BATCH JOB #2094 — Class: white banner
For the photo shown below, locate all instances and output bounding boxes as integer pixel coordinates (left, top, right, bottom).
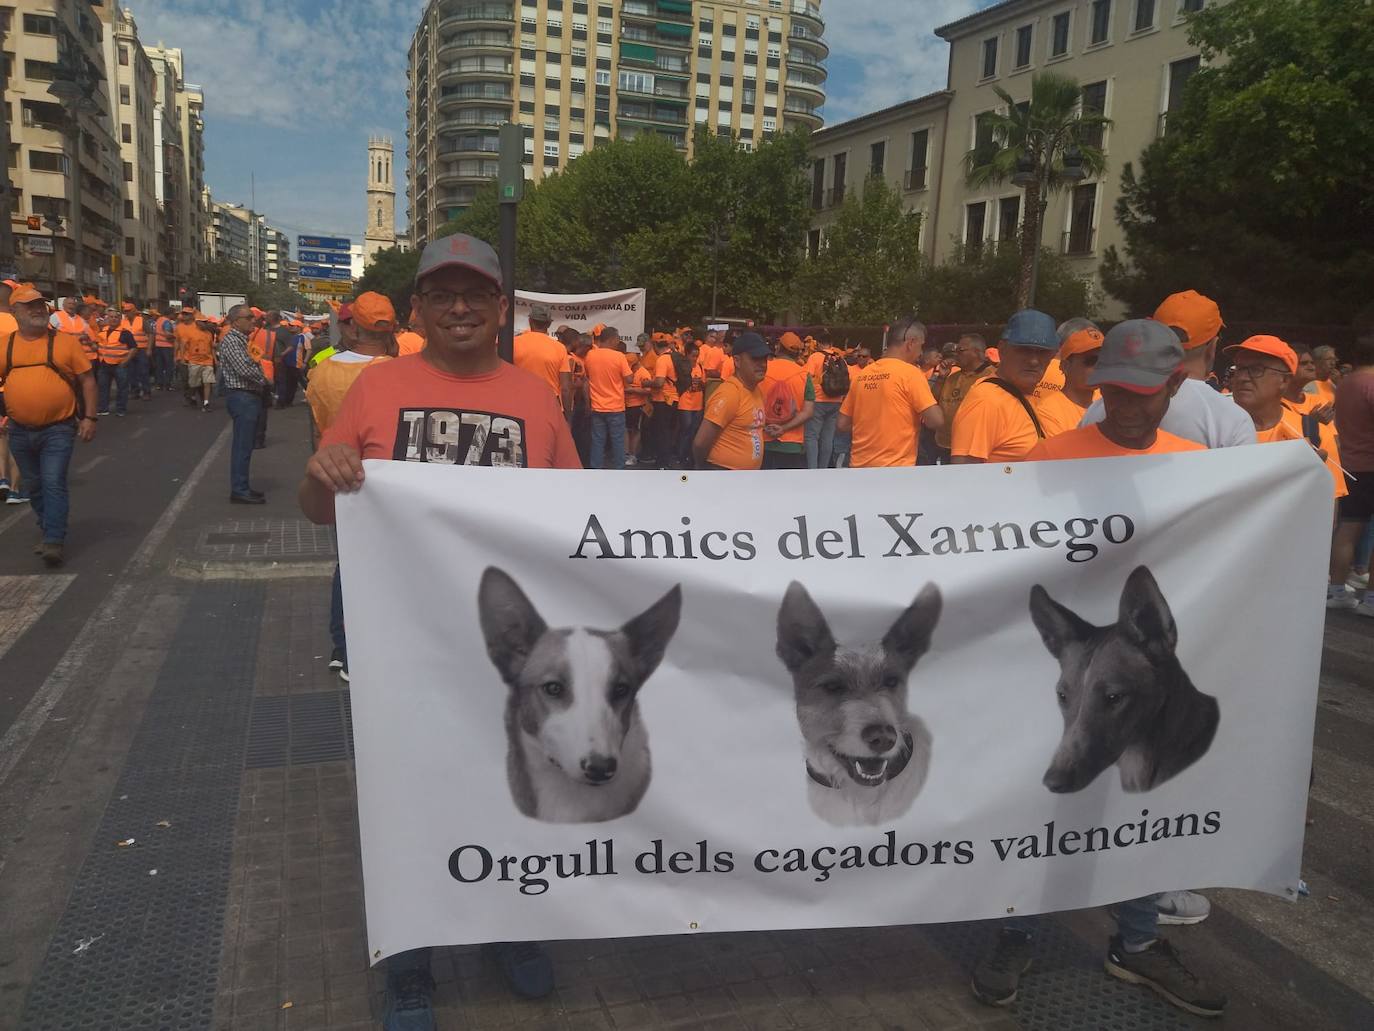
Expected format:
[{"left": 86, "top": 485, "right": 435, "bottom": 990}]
[
  {"left": 337, "top": 444, "right": 1328, "bottom": 962},
  {"left": 513, "top": 288, "right": 646, "bottom": 341}
]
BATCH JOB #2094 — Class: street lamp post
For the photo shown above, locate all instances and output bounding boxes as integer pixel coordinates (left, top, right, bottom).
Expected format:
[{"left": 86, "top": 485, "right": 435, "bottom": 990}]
[{"left": 1010, "top": 131, "right": 1085, "bottom": 307}]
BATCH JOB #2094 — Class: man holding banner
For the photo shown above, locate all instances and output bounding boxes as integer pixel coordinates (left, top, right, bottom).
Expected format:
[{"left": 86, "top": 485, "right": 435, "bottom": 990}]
[{"left": 299, "top": 234, "right": 578, "bottom": 1023}]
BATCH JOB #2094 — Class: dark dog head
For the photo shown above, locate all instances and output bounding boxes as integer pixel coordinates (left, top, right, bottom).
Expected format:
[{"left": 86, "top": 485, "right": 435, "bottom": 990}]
[
  {"left": 776, "top": 582, "right": 941, "bottom": 788},
  {"left": 1030, "top": 566, "right": 1179, "bottom": 793},
  {"left": 479, "top": 567, "right": 681, "bottom": 786}
]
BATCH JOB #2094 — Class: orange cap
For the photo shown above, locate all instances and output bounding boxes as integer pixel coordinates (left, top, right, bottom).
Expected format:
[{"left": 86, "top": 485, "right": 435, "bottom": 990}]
[
  {"left": 1059, "top": 326, "right": 1105, "bottom": 360},
  {"left": 592, "top": 323, "right": 606, "bottom": 338},
  {"left": 121, "top": 301, "right": 136, "bottom": 312},
  {"left": 1154, "top": 290, "right": 1223, "bottom": 349},
  {"left": 986, "top": 346, "right": 1001, "bottom": 364},
  {"left": 10, "top": 283, "right": 46, "bottom": 305},
  {"left": 779, "top": 331, "right": 803, "bottom": 353},
  {"left": 352, "top": 292, "right": 397, "bottom": 330},
  {"left": 1225, "top": 335, "right": 1297, "bottom": 375}
]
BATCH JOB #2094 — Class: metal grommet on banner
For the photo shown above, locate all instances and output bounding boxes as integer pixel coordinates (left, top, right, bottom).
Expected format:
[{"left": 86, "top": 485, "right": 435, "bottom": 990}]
[
  {"left": 1006, "top": 906, "right": 1015, "bottom": 913},
  {"left": 680, "top": 475, "right": 689, "bottom": 483},
  {"left": 1003, "top": 466, "right": 1013, "bottom": 474},
  {"left": 689, "top": 921, "right": 699, "bottom": 930}
]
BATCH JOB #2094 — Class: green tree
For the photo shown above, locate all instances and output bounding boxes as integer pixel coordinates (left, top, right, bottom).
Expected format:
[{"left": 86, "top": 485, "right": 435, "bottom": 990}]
[
  {"left": 964, "top": 72, "right": 1109, "bottom": 308},
  {"left": 191, "top": 259, "right": 255, "bottom": 295},
  {"left": 794, "top": 175, "right": 925, "bottom": 323},
  {"left": 356, "top": 245, "right": 422, "bottom": 320},
  {"left": 921, "top": 242, "right": 1095, "bottom": 325},
  {"left": 1102, "top": 0, "right": 1374, "bottom": 323}
]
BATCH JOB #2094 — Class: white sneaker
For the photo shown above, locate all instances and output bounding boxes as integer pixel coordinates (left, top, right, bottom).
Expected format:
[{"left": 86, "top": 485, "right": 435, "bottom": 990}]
[
  {"left": 1347, "top": 571, "right": 1370, "bottom": 591},
  {"left": 1354, "top": 599, "right": 1374, "bottom": 619},
  {"left": 1327, "top": 585, "right": 1358, "bottom": 610},
  {"left": 625, "top": 456, "right": 637, "bottom": 467},
  {"left": 1155, "top": 889, "right": 1211, "bottom": 925}
]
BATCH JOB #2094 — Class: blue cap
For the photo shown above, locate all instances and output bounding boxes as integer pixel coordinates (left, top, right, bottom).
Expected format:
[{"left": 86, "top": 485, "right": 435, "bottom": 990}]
[
  {"left": 1001, "top": 309, "right": 1058, "bottom": 349},
  {"left": 732, "top": 331, "right": 770, "bottom": 359}
]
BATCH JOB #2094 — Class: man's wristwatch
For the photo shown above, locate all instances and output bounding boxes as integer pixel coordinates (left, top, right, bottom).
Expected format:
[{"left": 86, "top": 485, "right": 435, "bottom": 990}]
[{"left": 81, "top": 415, "right": 97, "bottom": 422}]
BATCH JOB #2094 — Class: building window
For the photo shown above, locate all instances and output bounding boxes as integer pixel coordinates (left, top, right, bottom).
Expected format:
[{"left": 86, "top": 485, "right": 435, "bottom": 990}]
[
  {"left": 869, "top": 140, "right": 885, "bottom": 178},
  {"left": 120, "top": 85, "right": 131, "bottom": 105},
  {"left": 1051, "top": 12, "right": 1071, "bottom": 56},
  {"left": 544, "top": 141, "right": 559, "bottom": 157},
  {"left": 981, "top": 37, "right": 998, "bottom": 79},
  {"left": 965, "top": 202, "right": 987, "bottom": 255},
  {"left": 119, "top": 46, "right": 130, "bottom": 66},
  {"left": 124, "top": 199, "right": 134, "bottom": 219},
  {"left": 595, "top": 69, "right": 610, "bottom": 86},
  {"left": 27, "top": 150, "right": 66, "bottom": 172},
  {"left": 1180, "top": 0, "right": 1204, "bottom": 11},
  {"left": 22, "top": 13, "right": 56, "bottom": 35},
  {"left": 831, "top": 152, "right": 846, "bottom": 205},
  {"left": 1066, "top": 183, "right": 1097, "bottom": 254},
  {"left": 1134, "top": 0, "right": 1157, "bottom": 30},
  {"left": 123, "top": 161, "right": 133, "bottom": 182},
  {"left": 1014, "top": 25, "right": 1033, "bottom": 68},
  {"left": 1080, "top": 80, "right": 1107, "bottom": 148},
  {"left": 998, "top": 196, "right": 1021, "bottom": 242},
  {"left": 906, "top": 129, "right": 929, "bottom": 190},
  {"left": 122, "top": 123, "right": 132, "bottom": 144},
  {"left": 125, "top": 236, "right": 136, "bottom": 257},
  {"left": 1090, "top": 0, "right": 1111, "bottom": 44},
  {"left": 1162, "top": 55, "right": 1200, "bottom": 133},
  {"left": 24, "top": 59, "right": 56, "bottom": 81},
  {"left": 810, "top": 158, "right": 824, "bottom": 209}
]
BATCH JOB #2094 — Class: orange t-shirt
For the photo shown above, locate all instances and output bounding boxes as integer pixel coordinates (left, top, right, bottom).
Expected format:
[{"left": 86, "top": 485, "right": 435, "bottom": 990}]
[
  {"left": 306, "top": 353, "right": 393, "bottom": 434},
  {"left": 1311, "top": 379, "right": 1337, "bottom": 406},
  {"left": 0, "top": 330, "right": 90, "bottom": 426},
  {"left": 720, "top": 355, "right": 735, "bottom": 381},
  {"left": 513, "top": 330, "right": 570, "bottom": 399},
  {"left": 697, "top": 343, "right": 726, "bottom": 378},
  {"left": 1023, "top": 424, "right": 1205, "bottom": 462},
  {"left": 804, "top": 349, "right": 846, "bottom": 402},
  {"left": 395, "top": 330, "right": 425, "bottom": 356},
  {"left": 702, "top": 376, "right": 765, "bottom": 470},
  {"left": 673, "top": 359, "right": 705, "bottom": 413},
  {"left": 653, "top": 352, "right": 679, "bottom": 404},
  {"left": 1030, "top": 358, "right": 1066, "bottom": 401},
  {"left": 951, "top": 379, "right": 1044, "bottom": 462},
  {"left": 1033, "top": 388, "right": 1091, "bottom": 439},
  {"left": 839, "top": 357, "right": 939, "bottom": 468},
  {"left": 760, "top": 358, "right": 809, "bottom": 444},
  {"left": 631, "top": 364, "right": 654, "bottom": 412},
  {"left": 176, "top": 324, "right": 216, "bottom": 366},
  {"left": 583, "top": 346, "right": 634, "bottom": 413},
  {"left": 1265, "top": 406, "right": 1347, "bottom": 499},
  {"left": 321, "top": 355, "right": 580, "bottom": 467}
]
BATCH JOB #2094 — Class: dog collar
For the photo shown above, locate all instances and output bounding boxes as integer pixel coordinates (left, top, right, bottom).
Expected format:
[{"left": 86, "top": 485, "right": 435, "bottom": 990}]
[{"left": 806, "top": 733, "right": 915, "bottom": 790}]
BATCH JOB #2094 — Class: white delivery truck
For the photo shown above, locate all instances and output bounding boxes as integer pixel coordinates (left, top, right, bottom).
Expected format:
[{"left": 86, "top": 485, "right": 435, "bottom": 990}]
[{"left": 196, "top": 292, "right": 247, "bottom": 318}]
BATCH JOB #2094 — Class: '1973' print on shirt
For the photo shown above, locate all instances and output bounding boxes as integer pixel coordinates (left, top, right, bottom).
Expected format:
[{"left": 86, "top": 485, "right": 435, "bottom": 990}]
[{"left": 393, "top": 408, "right": 527, "bottom": 467}]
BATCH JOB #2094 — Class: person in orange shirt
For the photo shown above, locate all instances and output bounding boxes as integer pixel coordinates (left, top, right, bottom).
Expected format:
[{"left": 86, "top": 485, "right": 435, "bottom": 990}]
[
  {"left": 181, "top": 312, "right": 219, "bottom": 411},
  {"left": 838, "top": 317, "right": 944, "bottom": 468},
  {"left": 760, "top": 332, "right": 815, "bottom": 469},
  {"left": 648, "top": 334, "right": 680, "bottom": 468},
  {"left": 803, "top": 339, "right": 849, "bottom": 468},
  {"left": 1025, "top": 320, "right": 1200, "bottom": 461},
  {"left": 513, "top": 304, "right": 573, "bottom": 414},
  {"left": 94, "top": 309, "right": 137, "bottom": 416},
  {"left": 566, "top": 330, "right": 594, "bottom": 466},
  {"left": 625, "top": 346, "right": 654, "bottom": 465},
  {"left": 670, "top": 339, "right": 707, "bottom": 467},
  {"left": 1310, "top": 346, "right": 1338, "bottom": 406},
  {"left": 1034, "top": 319, "right": 1104, "bottom": 438},
  {"left": 952, "top": 310, "right": 1058, "bottom": 464},
  {"left": 1227, "top": 335, "right": 1346, "bottom": 501},
  {"left": 1284, "top": 343, "right": 1337, "bottom": 425},
  {"left": 582, "top": 326, "right": 636, "bottom": 469},
  {"left": 694, "top": 332, "right": 770, "bottom": 471},
  {"left": 697, "top": 329, "right": 727, "bottom": 400},
  {"left": 936, "top": 333, "right": 995, "bottom": 461}
]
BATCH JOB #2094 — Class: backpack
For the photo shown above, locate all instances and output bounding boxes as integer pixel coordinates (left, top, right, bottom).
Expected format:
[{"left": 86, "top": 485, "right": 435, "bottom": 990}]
[
  {"left": 820, "top": 352, "right": 851, "bottom": 397},
  {"left": 2, "top": 330, "right": 85, "bottom": 423},
  {"left": 764, "top": 370, "right": 798, "bottom": 425},
  {"left": 670, "top": 350, "right": 695, "bottom": 392}
]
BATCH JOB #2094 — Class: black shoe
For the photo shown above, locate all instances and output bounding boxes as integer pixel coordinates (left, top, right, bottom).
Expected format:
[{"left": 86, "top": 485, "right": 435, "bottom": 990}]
[
  {"left": 246, "top": 489, "right": 265, "bottom": 499},
  {"left": 972, "top": 928, "right": 1034, "bottom": 1006},
  {"left": 485, "top": 941, "right": 554, "bottom": 999},
  {"left": 1105, "top": 936, "right": 1226, "bottom": 1017},
  {"left": 229, "top": 493, "right": 266, "bottom": 505}
]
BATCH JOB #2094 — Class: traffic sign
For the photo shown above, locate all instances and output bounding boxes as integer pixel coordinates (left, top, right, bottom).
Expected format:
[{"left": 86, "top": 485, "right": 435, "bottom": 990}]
[
  {"left": 298, "top": 235, "right": 350, "bottom": 251},
  {"left": 298, "top": 278, "right": 351, "bottom": 296},
  {"left": 298, "top": 249, "right": 351, "bottom": 266},
  {"left": 299, "top": 264, "right": 353, "bottom": 281}
]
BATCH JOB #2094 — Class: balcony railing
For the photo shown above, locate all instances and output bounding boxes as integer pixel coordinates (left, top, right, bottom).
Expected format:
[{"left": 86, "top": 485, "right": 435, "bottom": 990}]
[
  {"left": 1062, "top": 226, "right": 1096, "bottom": 256},
  {"left": 904, "top": 168, "right": 927, "bottom": 191}
]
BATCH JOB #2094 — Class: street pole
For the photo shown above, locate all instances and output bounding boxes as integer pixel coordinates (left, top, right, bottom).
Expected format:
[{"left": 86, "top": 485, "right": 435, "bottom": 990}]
[
  {"left": 0, "top": 14, "right": 16, "bottom": 275},
  {"left": 496, "top": 122, "right": 523, "bottom": 364}
]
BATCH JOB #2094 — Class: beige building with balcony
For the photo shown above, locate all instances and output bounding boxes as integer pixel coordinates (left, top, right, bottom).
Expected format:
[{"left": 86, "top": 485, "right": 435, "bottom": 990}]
[
  {"left": 808, "top": 0, "right": 1206, "bottom": 316},
  {"left": 406, "top": 0, "right": 829, "bottom": 247},
  {"left": 146, "top": 45, "right": 206, "bottom": 300}
]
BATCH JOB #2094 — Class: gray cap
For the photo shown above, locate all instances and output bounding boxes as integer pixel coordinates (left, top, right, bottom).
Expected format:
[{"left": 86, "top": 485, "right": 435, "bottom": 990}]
[
  {"left": 529, "top": 303, "right": 552, "bottom": 321},
  {"left": 1088, "top": 319, "right": 1185, "bottom": 394},
  {"left": 414, "top": 234, "right": 502, "bottom": 290}
]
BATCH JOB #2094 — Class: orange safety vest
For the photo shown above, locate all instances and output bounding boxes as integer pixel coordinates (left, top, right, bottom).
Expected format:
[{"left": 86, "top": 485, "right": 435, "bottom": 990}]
[
  {"left": 55, "top": 311, "right": 96, "bottom": 359},
  {"left": 155, "top": 317, "right": 176, "bottom": 348},
  {"left": 98, "top": 327, "right": 132, "bottom": 365},
  {"left": 125, "top": 315, "right": 151, "bottom": 352},
  {"left": 248, "top": 327, "right": 275, "bottom": 383}
]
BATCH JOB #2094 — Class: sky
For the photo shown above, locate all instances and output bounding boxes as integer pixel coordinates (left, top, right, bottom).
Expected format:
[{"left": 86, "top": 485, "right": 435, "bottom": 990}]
[{"left": 133, "top": 0, "right": 994, "bottom": 249}]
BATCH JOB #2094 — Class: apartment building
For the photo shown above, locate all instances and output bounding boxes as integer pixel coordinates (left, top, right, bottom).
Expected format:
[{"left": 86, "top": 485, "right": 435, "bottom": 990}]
[
  {"left": 260, "top": 224, "right": 289, "bottom": 285},
  {"left": 146, "top": 45, "right": 206, "bottom": 298},
  {"left": 406, "top": 0, "right": 829, "bottom": 247},
  {"left": 807, "top": 0, "right": 1207, "bottom": 315},
  {"left": 102, "top": 5, "right": 162, "bottom": 302},
  {"left": 208, "top": 200, "right": 252, "bottom": 269},
  {"left": 3, "top": 0, "right": 124, "bottom": 299}
]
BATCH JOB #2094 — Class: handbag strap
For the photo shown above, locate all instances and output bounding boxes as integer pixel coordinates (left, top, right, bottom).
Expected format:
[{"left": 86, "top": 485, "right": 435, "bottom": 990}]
[{"left": 988, "top": 377, "right": 1047, "bottom": 439}]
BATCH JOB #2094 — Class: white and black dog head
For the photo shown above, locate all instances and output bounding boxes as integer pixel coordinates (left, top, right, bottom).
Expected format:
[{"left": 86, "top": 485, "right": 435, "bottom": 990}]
[
  {"left": 776, "top": 582, "right": 942, "bottom": 788},
  {"left": 479, "top": 568, "right": 682, "bottom": 787}
]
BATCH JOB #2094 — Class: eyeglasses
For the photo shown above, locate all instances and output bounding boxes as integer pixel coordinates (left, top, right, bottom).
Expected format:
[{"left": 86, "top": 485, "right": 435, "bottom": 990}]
[
  {"left": 420, "top": 287, "right": 498, "bottom": 310},
  {"left": 1228, "top": 364, "right": 1286, "bottom": 382}
]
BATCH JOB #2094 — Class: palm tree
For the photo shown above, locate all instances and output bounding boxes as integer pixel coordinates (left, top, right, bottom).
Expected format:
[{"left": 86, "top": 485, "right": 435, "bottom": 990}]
[{"left": 964, "top": 72, "right": 1111, "bottom": 308}]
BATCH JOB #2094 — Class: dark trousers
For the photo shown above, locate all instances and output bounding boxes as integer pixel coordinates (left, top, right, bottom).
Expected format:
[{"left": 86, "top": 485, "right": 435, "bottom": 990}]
[
  {"left": 7, "top": 420, "right": 76, "bottom": 542},
  {"left": 676, "top": 408, "right": 703, "bottom": 467},
  {"left": 571, "top": 407, "right": 591, "bottom": 467},
  {"left": 225, "top": 389, "right": 262, "bottom": 495},
  {"left": 96, "top": 362, "right": 129, "bottom": 414},
  {"left": 152, "top": 348, "right": 175, "bottom": 389},
  {"left": 129, "top": 349, "right": 151, "bottom": 396},
  {"left": 650, "top": 402, "right": 677, "bottom": 468},
  {"left": 254, "top": 387, "right": 270, "bottom": 447},
  {"left": 763, "top": 449, "right": 807, "bottom": 469},
  {"left": 274, "top": 361, "right": 300, "bottom": 407},
  {"left": 330, "top": 563, "right": 346, "bottom": 655}
]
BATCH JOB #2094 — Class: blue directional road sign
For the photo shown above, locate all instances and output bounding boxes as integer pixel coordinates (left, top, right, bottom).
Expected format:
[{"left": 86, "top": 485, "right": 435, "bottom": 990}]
[
  {"left": 299, "top": 264, "right": 354, "bottom": 281},
  {"left": 299, "top": 249, "right": 351, "bottom": 266},
  {"left": 298, "top": 235, "right": 350, "bottom": 252}
]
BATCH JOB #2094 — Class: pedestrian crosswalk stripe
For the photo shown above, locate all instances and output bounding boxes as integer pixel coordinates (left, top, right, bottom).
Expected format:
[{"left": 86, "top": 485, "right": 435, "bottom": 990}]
[{"left": 0, "top": 575, "right": 77, "bottom": 664}]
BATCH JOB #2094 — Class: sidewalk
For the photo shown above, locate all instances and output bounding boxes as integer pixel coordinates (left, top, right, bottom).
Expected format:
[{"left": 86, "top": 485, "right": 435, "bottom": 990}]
[{"left": 1, "top": 403, "right": 1371, "bottom": 1031}]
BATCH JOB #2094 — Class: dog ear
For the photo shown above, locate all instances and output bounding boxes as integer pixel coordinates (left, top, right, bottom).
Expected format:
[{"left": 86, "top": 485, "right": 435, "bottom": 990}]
[
  {"left": 478, "top": 567, "right": 548, "bottom": 685},
  {"left": 620, "top": 584, "right": 682, "bottom": 679},
  {"left": 1118, "top": 566, "right": 1178, "bottom": 658},
  {"left": 775, "top": 581, "right": 837, "bottom": 672},
  {"left": 882, "top": 582, "right": 942, "bottom": 672},
  {"left": 1029, "top": 584, "right": 1093, "bottom": 658}
]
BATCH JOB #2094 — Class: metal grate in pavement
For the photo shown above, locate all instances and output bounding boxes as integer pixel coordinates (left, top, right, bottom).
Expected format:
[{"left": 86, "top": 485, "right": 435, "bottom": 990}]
[
  {"left": 195, "top": 518, "right": 337, "bottom": 560},
  {"left": 920, "top": 920, "right": 1195, "bottom": 1030},
  {"left": 244, "top": 689, "right": 353, "bottom": 768},
  {"left": 19, "top": 581, "right": 265, "bottom": 1031}
]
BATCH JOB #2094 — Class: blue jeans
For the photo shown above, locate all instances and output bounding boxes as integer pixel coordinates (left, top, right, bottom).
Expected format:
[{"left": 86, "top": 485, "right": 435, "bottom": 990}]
[
  {"left": 330, "top": 563, "right": 347, "bottom": 655},
  {"left": 152, "top": 348, "right": 175, "bottom": 389},
  {"left": 1003, "top": 893, "right": 1159, "bottom": 948},
  {"left": 7, "top": 420, "right": 76, "bottom": 543},
  {"left": 831, "top": 430, "right": 852, "bottom": 468},
  {"left": 129, "top": 349, "right": 151, "bottom": 395},
  {"left": 805, "top": 400, "right": 842, "bottom": 469},
  {"left": 589, "top": 410, "right": 626, "bottom": 470},
  {"left": 225, "top": 389, "right": 262, "bottom": 495},
  {"left": 677, "top": 408, "right": 703, "bottom": 467},
  {"left": 96, "top": 362, "right": 129, "bottom": 414}
]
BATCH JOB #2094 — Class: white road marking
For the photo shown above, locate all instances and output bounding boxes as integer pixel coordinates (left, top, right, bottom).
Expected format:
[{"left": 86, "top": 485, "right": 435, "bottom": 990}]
[
  {"left": 76, "top": 455, "right": 108, "bottom": 475},
  {"left": 0, "top": 422, "right": 231, "bottom": 789},
  {"left": 0, "top": 507, "right": 31, "bottom": 538},
  {"left": 0, "top": 575, "right": 77, "bottom": 664},
  {"left": 131, "top": 427, "right": 148, "bottom": 439}
]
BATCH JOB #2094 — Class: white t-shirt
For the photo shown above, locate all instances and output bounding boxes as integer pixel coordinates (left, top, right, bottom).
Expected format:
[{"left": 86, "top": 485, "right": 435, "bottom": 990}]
[{"left": 1080, "top": 377, "right": 1256, "bottom": 448}]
